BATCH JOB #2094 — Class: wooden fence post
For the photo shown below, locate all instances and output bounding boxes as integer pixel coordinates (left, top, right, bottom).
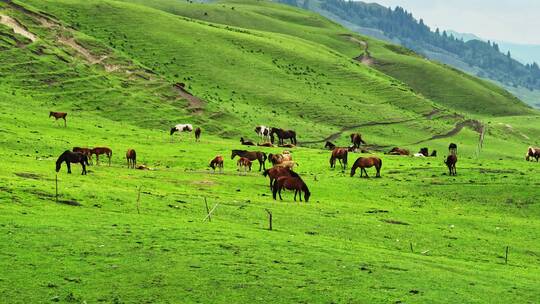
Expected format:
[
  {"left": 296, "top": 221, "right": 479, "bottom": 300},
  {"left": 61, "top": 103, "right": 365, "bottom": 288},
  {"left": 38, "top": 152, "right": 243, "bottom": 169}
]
[{"left": 265, "top": 209, "right": 272, "bottom": 231}]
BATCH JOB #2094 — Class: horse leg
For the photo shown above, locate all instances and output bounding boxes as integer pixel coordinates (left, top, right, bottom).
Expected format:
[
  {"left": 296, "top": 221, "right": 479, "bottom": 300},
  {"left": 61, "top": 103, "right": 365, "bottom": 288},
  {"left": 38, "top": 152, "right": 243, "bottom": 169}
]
[
  {"left": 278, "top": 187, "right": 283, "bottom": 200},
  {"left": 108, "top": 154, "right": 111, "bottom": 167},
  {"left": 81, "top": 162, "right": 86, "bottom": 175},
  {"left": 63, "top": 117, "right": 66, "bottom": 127},
  {"left": 298, "top": 190, "right": 302, "bottom": 202},
  {"left": 67, "top": 162, "right": 72, "bottom": 174},
  {"left": 294, "top": 190, "right": 297, "bottom": 201},
  {"left": 363, "top": 168, "right": 369, "bottom": 178}
]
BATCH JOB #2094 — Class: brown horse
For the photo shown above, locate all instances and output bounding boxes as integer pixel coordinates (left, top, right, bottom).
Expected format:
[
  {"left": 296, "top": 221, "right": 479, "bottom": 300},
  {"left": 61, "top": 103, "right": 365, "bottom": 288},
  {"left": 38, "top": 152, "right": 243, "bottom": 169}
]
[
  {"left": 350, "top": 157, "right": 382, "bottom": 178},
  {"left": 195, "top": 127, "right": 201, "bottom": 141},
  {"left": 91, "top": 147, "right": 112, "bottom": 166},
  {"left": 330, "top": 148, "right": 348, "bottom": 170},
  {"left": 350, "top": 133, "right": 366, "bottom": 149},
  {"left": 56, "top": 150, "right": 88, "bottom": 175},
  {"left": 387, "top": 147, "right": 410, "bottom": 156},
  {"left": 445, "top": 154, "right": 457, "bottom": 176},
  {"left": 237, "top": 157, "right": 252, "bottom": 173},
  {"left": 263, "top": 167, "right": 299, "bottom": 190},
  {"left": 257, "top": 142, "right": 274, "bottom": 147},
  {"left": 279, "top": 143, "right": 296, "bottom": 148},
  {"left": 270, "top": 128, "right": 297, "bottom": 145},
  {"left": 240, "top": 137, "right": 255, "bottom": 146},
  {"left": 73, "top": 147, "right": 93, "bottom": 164},
  {"left": 126, "top": 149, "right": 136, "bottom": 169},
  {"left": 273, "top": 176, "right": 310, "bottom": 202},
  {"left": 49, "top": 111, "right": 67, "bottom": 127},
  {"left": 209, "top": 155, "right": 224, "bottom": 173},
  {"left": 231, "top": 150, "right": 266, "bottom": 171},
  {"left": 526, "top": 146, "right": 540, "bottom": 162}
]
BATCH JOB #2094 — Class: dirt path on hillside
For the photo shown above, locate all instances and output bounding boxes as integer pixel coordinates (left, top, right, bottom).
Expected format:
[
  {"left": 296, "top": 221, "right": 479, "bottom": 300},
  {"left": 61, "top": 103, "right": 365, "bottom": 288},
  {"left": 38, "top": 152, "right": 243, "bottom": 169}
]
[
  {"left": 412, "top": 119, "right": 484, "bottom": 145},
  {"left": 173, "top": 83, "right": 204, "bottom": 113},
  {"left": 0, "top": 14, "right": 37, "bottom": 42},
  {"left": 300, "top": 118, "right": 415, "bottom": 145}
]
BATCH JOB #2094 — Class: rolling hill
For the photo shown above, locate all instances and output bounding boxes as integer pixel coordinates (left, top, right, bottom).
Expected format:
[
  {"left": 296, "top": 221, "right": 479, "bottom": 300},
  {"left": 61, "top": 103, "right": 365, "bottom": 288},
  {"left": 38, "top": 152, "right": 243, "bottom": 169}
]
[{"left": 0, "top": 0, "right": 539, "bottom": 302}]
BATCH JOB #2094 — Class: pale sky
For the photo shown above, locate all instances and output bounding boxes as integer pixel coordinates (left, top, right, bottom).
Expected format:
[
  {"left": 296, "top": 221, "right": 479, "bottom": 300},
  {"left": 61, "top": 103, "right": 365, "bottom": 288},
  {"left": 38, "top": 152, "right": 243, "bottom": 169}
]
[{"left": 368, "top": 0, "right": 540, "bottom": 45}]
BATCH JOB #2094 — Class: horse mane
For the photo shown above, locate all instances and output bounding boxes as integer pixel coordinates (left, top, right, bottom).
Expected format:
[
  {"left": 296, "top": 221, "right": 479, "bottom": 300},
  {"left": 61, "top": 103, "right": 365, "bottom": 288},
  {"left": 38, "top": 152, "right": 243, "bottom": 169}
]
[{"left": 288, "top": 170, "right": 300, "bottom": 178}]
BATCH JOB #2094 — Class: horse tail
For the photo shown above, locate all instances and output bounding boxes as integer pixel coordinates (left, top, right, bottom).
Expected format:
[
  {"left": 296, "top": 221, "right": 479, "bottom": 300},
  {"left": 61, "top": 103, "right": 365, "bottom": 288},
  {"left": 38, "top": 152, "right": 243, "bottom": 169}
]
[{"left": 378, "top": 158, "right": 382, "bottom": 171}]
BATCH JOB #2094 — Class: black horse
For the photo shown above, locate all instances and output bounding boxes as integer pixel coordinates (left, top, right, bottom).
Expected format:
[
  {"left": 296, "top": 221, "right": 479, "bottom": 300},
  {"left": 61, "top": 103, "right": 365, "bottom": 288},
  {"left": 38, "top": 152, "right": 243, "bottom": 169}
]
[
  {"left": 270, "top": 127, "right": 297, "bottom": 145},
  {"left": 56, "top": 150, "right": 89, "bottom": 175},
  {"left": 324, "top": 141, "right": 336, "bottom": 150}
]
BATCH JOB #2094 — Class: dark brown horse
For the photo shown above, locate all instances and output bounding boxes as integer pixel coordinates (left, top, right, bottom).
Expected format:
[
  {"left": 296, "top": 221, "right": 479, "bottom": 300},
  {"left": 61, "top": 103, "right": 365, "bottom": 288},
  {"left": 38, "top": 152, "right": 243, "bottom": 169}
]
[
  {"left": 419, "top": 147, "right": 429, "bottom": 157},
  {"left": 350, "top": 157, "right": 382, "bottom": 178},
  {"left": 126, "top": 149, "right": 136, "bottom": 169},
  {"left": 73, "top": 147, "right": 93, "bottom": 164},
  {"left": 445, "top": 154, "right": 457, "bottom": 176},
  {"left": 449, "top": 143, "right": 458, "bottom": 155},
  {"left": 231, "top": 150, "right": 267, "bottom": 171},
  {"left": 209, "top": 155, "right": 224, "bottom": 173},
  {"left": 91, "top": 147, "right": 112, "bottom": 166},
  {"left": 273, "top": 176, "right": 310, "bottom": 202},
  {"left": 49, "top": 111, "right": 67, "bottom": 127},
  {"left": 324, "top": 141, "right": 336, "bottom": 150},
  {"left": 350, "top": 133, "right": 366, "bottom": 149},
  {"left": 270, "top": 128, "right": 297, "bottom": 145},
  {"left": 263, "top": 167, "right": 299, "bottom": 190},
  {"left": 56, "top": 150, "right": 88, "bottom": 175},
  {"left": 387, "top": 147, "right": 410, "bottom": 156},
  {"left": 240, "top": 137, "right": 255, "bottom": 146},
  {"left": 330, "top": 148, "right": 348, "bottom": 170},
  {"left": 195, "top": 127, "right": 201, "bottom": 141}
]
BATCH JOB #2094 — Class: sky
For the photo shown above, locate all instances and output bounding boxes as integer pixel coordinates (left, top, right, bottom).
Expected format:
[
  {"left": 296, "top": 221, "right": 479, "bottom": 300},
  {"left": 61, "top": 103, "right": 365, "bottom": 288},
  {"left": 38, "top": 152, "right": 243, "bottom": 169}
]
[{"left": 368, "top": 0, "right": 540, "bottom": 45}]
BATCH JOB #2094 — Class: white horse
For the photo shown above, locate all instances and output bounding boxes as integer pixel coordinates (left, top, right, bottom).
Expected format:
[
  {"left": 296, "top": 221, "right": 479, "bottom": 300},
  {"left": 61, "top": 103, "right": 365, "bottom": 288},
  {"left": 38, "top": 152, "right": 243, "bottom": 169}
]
[
  {"left": 254, "top": 125, "right": 271, "bottom": 142},
  {"left": 170, "top": 124, "right": 193, "bottom": 141}
]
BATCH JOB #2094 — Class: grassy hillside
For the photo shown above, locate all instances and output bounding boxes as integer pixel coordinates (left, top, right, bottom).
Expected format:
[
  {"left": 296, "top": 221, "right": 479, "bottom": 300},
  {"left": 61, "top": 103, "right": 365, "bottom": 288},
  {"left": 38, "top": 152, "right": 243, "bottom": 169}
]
[
  {"left": 121, "top": 0, "right": 534, "bottom": 117},
  {"left": 1, "top": 0, "right": 539, "bottom": 303}
]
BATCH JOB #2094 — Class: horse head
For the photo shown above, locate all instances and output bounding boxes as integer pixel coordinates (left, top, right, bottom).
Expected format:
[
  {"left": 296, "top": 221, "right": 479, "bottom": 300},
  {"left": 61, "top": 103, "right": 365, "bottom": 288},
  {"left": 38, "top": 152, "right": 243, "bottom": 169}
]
[
  {"left": 170, "top": 127, "right": 177, "bottom": 135},
  {"left": 304, "top": 188, "right": 311, "bottom": 202},
  {"left": 49, "top": 111, "right": 53, "bottom": 118}
]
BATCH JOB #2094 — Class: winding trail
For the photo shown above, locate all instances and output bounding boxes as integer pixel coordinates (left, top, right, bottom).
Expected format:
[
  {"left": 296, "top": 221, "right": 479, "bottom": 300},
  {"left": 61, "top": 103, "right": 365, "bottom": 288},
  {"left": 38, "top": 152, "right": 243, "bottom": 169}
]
[
  {"left": 300, "top": 118, "right": 415, "bottom": 145},
  {"left": 412, "top": 119, "right": 484, "bottom": 145}
]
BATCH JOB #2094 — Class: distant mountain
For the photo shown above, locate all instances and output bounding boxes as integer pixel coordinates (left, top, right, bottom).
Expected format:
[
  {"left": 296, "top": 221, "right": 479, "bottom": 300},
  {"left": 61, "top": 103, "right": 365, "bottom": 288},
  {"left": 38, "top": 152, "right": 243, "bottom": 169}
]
[{"left": 277, "top": 0, "right": 540, "bottom": 108}]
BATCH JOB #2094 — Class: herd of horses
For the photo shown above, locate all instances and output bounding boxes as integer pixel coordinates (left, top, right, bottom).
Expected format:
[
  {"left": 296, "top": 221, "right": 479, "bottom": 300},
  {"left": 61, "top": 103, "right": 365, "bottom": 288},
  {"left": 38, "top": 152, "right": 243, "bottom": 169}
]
[{"left": 51, "top": 113, "right": 538, "bottom": 202}]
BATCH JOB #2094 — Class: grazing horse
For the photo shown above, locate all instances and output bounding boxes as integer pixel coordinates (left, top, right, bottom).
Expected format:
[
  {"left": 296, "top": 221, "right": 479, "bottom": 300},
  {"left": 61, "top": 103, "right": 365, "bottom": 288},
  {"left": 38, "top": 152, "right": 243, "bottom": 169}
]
[
  {"left": 194, "top": 127, "right": 201, "bottom": 141},
  {"left": 350, "top": 157, "right": 382, "bottom": 178},
  {"left": 268, "top": 153, "right": 284, "bottom": 166},
  {"left": 449, "top": 143, "right": 458, "bottom": 155},
  {"left": 526, "top": 146, "right": 540, "bottom": 162},
  {"left": 445, "top": 154, "right": 458, "bottom": 176},
  {"left": 91, "top": 147, "right": 112, "bottom": 166},
  {"left": 430, "top": 150, "right": 437, "bottom": 157},
  {"left": 350, "top": 133, "right": 366, "bottom": 149},
  {"left": 240, "top": 137, "right": 255, "bottom": 146},
  {"left": 49, "top": 111, "right": 67, "bottom": 127},
  {"left": 126, "top": 149, "right": 136, "bottom": 169},
  {"left": 419, "top": 147, "right": 429, "bottom": 157},
  {"left": 231, "top": 150, "right": 267, "bottom": 171},
  {"left": 330, "top": 148, "right": 348, "bottom": 170},
  {"left": 387, "top": 147, "right": 410, "bottom": 156},
  {"left": 209, "top": 155, "right": 224, "bottom": 173},
  {"left": 273, "top": 176, "right": 310, "bottom": 202},
  {"left": 56, "top": 150, "right": 88, "bottom": 175},
  {"left": 275, "top": 160, "right": 297, "bottom": 170},
  {"left": 237, "top": 157, "right": 252, "bottom": 173},
  {"left": 324, "top": 141, "right": 336, "bottom": 150},
  {"left": 255, "top": 125, "right": 271, "bottom": 142},
  {"left": 263, "top": 167, "right": 299, "bottom": 190},
  {"left": 73, "top": 147, "right": 93, "bottom": 164},
  {"left": 170, "top": 124, "right": 193, "bottom": 141},
  {"left": 270, "top": 128, "right": 297, "bottom": 145}
]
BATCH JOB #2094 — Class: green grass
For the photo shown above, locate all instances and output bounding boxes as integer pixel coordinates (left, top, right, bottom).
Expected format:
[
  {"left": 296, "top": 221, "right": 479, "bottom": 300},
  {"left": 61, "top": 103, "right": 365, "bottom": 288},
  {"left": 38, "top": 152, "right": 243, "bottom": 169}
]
[{"left": 1, "top": 0, "right": 540, "bottom": 302}]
